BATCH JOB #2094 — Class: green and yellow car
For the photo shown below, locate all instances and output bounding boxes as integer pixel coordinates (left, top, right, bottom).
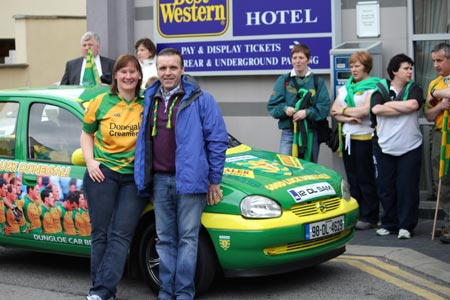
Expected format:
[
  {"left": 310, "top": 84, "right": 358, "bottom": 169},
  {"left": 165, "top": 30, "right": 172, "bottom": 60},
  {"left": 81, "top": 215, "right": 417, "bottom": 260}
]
[{"left": 0, "top": 86, "right": 358, "bottom": 294}]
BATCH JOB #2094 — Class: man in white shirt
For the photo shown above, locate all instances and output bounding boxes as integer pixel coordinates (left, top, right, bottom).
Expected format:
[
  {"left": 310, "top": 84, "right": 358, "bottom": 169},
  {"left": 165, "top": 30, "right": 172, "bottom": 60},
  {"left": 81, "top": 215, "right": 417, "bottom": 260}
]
[{"left": 60, "top": 31, "right": 115, "bottom": 85}]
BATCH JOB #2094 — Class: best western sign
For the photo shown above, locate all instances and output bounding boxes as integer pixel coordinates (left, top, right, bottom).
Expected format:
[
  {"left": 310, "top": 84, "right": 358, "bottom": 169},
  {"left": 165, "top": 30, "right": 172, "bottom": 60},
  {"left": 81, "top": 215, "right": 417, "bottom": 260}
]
[{"left": 154, "top": 0, "right": 335, "bottom": 75}]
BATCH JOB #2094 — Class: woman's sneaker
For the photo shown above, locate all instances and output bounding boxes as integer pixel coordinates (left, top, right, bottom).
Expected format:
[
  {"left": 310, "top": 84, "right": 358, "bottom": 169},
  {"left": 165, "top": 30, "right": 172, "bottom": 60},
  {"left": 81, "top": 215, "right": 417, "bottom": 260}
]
[
  {"left": 376, "top": 228, "right": 390, "bottom": 236},
  {"left": 398, "top": 229, "right": 411, "bottom": 239}
]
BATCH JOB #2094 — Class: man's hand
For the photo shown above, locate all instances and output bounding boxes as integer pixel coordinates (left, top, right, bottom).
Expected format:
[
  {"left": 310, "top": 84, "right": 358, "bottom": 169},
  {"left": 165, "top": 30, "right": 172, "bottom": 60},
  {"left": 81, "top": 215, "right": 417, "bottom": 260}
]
[{"left": 207, "top": 184, "right": 222, "bottom": 206}]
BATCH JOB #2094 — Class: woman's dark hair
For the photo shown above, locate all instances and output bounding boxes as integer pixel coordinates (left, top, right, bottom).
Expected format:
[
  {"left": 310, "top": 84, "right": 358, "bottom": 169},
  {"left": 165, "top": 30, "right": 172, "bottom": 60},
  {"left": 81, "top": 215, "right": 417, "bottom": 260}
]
[
  {"left": 134, "top": 38, "right": 157, "bottom": 58},
  {"left": 110, "top": 54, "right": 143, "bottom": 97},
  {"left": 387, "top": 53, "right": 414, "bottom": 80}
]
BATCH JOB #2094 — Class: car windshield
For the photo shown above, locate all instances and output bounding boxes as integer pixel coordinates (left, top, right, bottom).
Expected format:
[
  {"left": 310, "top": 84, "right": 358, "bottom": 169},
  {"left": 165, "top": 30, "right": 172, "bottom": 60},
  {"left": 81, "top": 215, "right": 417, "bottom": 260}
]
[{"left": 228, "top": 134, "right": 241, "bottom": 148}]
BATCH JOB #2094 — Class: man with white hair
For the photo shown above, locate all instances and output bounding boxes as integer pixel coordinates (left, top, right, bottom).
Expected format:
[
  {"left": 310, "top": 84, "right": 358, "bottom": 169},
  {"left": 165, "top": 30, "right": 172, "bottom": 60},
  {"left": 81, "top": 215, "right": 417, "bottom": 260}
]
[{"left": 60, "top": 31, "right": 115, "bottom": 85}]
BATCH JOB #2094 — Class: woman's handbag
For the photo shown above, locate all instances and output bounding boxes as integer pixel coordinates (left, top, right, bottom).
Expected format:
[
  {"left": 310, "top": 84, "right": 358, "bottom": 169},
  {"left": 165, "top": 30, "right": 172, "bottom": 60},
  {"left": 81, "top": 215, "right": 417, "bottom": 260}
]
[{"left": 327, "top": 127, "right": 339, "bottom": 152}]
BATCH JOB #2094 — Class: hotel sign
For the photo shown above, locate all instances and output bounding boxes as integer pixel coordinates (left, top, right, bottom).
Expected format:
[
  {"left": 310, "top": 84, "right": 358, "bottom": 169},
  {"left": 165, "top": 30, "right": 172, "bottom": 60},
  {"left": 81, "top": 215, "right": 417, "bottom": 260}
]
[{"left": 154, "top": 0, "right": 334, "bottom": 75}]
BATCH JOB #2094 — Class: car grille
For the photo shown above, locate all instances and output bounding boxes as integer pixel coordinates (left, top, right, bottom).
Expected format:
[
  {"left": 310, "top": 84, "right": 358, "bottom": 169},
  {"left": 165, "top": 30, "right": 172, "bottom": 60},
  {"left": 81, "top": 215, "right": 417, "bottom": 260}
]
[
  {"left": 291, "top": 197, "right": 341, "bottom": 217},
  {"left": 264, "top": 228, "right": 352, "bottom": 256}
]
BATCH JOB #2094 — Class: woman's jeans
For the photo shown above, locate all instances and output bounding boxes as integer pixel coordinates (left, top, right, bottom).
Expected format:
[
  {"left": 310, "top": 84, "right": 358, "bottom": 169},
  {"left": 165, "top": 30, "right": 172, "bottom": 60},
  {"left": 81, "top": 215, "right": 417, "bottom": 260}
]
[
  {"left": 84, "top": 165, "right": 147, "bottom": 300},
  {"left": 153, "top": 173, "right": 206, "bottom": 300},
  {"left": 280, "top": 128, "right": 320, "bottom": 162}
]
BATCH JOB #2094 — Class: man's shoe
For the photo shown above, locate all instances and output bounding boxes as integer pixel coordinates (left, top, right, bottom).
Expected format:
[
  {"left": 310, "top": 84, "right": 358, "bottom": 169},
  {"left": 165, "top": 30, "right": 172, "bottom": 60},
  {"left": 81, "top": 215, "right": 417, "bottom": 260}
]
[
  {"left": 440, "top": 232, "right": 450, "bottom": 244},
  {"left": 433, "top": 226, "right": 450, "bottom": 237},
  {"left": 356, "top": 220, "right": 376, "bottom": 230},
  {"left": 398, "top": 229, "right": 411, "bottom": 239},
  {"left": 376, "top": 228, "right": 390, "bottom": 236}
]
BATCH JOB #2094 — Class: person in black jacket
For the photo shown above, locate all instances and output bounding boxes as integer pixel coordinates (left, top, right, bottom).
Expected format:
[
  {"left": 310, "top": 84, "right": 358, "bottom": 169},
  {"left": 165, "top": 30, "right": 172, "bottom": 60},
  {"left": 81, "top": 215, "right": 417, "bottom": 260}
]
[{"left": 60, "top": 31, "right": 115, "bottom": 85}]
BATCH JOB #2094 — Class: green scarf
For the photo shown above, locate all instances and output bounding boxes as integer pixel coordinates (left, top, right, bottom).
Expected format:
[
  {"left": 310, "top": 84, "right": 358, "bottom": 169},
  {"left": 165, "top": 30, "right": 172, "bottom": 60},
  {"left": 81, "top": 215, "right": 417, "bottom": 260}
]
[
  {"left": 344, "top": 76, "right": 380, "bottom": 107},
  {"left": 338, "top": 76, "right": 380, "bottom": 157},
  {"left": 292, "top": 88, "right": 314, "bottom": 161},
  {"left": 375, "top": 79, "right": 414, "bottom": 101}
]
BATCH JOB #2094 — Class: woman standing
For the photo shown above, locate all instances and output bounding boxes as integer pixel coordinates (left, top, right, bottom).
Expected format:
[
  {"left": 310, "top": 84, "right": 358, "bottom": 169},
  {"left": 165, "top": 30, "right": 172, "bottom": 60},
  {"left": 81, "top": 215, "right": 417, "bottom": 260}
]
[
  {"left": 331, "top": 51, "right": 380, "bottom": 230},
  {"left": 81, "top": 54, "right": 147, "bottom": 300},
  {"left": 135, "top": 38, "right": 157, "bottom": 89},
  {"left": 267, "top": 43, "right": 331, "bottom": 162},
  {"left": 371, "top": 54, "right": 424, "bottom": 239}
]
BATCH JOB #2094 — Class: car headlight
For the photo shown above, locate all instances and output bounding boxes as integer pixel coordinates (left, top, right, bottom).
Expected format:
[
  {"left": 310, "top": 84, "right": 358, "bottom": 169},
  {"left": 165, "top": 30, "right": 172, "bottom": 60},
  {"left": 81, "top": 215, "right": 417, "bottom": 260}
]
[
  {"left": 240, "top": 195, "right": 282, "bottom": 218},
  {"left": 341, "top": 179, "right": 351, "bottom": 201}
]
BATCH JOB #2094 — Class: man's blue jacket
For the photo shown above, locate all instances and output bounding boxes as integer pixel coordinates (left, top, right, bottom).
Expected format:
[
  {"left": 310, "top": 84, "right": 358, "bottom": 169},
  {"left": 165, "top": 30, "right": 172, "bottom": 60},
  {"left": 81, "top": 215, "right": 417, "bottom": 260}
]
[{"left": 134, "top": 75, "right": 228, "bottom": 197}]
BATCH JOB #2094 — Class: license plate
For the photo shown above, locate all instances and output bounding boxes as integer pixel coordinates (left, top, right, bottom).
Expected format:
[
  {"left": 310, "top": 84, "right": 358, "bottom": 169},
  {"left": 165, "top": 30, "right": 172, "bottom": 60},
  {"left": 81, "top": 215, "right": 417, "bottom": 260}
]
[{"left": 305, "top": 216, "right": 344, "bottom": 240}]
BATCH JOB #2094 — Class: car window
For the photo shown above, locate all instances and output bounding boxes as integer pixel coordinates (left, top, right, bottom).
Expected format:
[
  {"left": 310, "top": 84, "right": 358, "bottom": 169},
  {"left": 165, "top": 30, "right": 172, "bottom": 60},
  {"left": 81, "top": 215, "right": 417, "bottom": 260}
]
[
  {"left": 28, "top": 103, "right": 82, "bottom": 164},
  {"left": 0, "top": 102, "right": 18, "bottom": 157}
]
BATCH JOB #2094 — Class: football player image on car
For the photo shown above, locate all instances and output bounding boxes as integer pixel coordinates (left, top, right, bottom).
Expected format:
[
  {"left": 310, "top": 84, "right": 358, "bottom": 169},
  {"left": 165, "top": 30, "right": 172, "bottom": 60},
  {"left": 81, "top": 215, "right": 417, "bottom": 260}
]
[{"left": 0, "top": 85, "right": 359, "bottom": 295}]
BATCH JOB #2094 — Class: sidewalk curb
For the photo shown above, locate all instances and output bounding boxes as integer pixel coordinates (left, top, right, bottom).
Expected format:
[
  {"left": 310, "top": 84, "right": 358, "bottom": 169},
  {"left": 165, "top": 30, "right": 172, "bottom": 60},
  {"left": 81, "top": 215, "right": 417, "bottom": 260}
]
[{"left": 345, "top": 245, "right": 450, "bottom": 285}]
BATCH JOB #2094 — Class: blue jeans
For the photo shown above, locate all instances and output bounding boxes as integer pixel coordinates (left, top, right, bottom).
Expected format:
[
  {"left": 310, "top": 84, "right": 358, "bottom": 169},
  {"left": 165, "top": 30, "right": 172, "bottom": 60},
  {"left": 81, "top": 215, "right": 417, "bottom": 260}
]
[
  {"left": 153, "top": 173, "right": 206, "bottom": 300},
  {"left": 280, "top": 128, "right": 320, "bottom": 162},
  {"left": 84, "top": 165, "right": 147, "bottom": 300}
]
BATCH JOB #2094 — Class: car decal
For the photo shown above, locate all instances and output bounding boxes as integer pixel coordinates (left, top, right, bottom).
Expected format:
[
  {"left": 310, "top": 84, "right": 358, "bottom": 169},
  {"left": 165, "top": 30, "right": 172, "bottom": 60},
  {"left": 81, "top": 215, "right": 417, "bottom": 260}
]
[
  {"left": 235, "top": 159, "right": 290, "bottom": 175},
  {"left": 288, "top": 182, "right": 336, "bottom": 203},
  {"left": 265, "top": 174, "right": 331, "bottom": 191},
  {"left": 276, "top": 154, "right": 303, "bottom": 169},
  {"left": 223, "top": 168, "right": 255, "bottom": 178},
  {"left": 219, "top": 235, "right": 231, "bottom": 250},
  {"left": 226, "top": 154, "right": 257, "bottom": 162},
  {"left": 225, "top": 144, "right": 252, "bottom": 155},
  {"left": 0, "top": 160, "right": 71, "bottom": 177}
]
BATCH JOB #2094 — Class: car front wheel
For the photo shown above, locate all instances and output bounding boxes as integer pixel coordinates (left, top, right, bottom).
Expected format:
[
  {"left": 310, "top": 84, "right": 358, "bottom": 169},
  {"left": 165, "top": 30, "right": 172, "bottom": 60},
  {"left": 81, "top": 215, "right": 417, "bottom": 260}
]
[{"left": 138, "top": 221, "right": 219, "bottom": 295}]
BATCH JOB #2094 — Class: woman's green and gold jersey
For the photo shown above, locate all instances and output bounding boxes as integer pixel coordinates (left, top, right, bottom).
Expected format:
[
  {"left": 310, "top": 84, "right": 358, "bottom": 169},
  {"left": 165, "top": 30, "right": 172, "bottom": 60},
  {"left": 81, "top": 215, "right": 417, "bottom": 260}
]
[{"left": 83, "top": 92, "right": 144, "bottom": 174}]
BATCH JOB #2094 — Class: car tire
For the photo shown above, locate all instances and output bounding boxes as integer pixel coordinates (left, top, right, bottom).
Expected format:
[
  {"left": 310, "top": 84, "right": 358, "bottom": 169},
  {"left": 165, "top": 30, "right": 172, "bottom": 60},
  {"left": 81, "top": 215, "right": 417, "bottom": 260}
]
[{"left": 138, "top": 221, "right": 219, "bottom": 295}]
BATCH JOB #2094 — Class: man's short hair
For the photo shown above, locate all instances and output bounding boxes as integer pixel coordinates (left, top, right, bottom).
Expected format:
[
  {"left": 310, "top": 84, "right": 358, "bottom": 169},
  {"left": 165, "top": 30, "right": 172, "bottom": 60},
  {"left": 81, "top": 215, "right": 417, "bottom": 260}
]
[
  {"left": 81, "top": 31, "right": 100, "bottom": 46},
  {"left": 0, "top": 178, "right": 7, "bottom": 188},
  {"left": 158, "top": 48, "right": 184, "bottom": 68},
  {"left": 431, "top": 43, "right": 450, "bottom": 58}
]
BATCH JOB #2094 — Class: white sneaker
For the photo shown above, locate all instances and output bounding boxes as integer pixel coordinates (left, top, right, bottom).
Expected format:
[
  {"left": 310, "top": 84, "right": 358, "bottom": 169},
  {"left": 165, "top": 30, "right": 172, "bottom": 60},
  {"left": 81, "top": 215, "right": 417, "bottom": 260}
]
[
  {"left": 398, "top": 229, "right": 411, "bottom": 239},
  {"left": 376, "top": 228, "right": 390, "bottom": 236},
  {"left": 86, "top": 295, "right": 114, "bottom": 300}
]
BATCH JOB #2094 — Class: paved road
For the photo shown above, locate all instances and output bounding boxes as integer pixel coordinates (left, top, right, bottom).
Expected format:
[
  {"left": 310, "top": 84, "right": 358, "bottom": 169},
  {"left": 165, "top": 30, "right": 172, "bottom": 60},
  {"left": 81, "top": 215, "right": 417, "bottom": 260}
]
[
  {"left": 348, "top": 218, "right": 450, "bottom": 285},
  {"left": 1, "top": 218, "right": 449, "bottom": 299}
]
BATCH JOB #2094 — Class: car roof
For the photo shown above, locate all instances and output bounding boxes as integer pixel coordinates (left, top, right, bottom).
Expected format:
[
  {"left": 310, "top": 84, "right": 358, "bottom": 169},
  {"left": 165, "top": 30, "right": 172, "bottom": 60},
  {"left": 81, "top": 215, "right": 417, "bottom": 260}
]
[{"left": 0, "top": 85, "right": 110, "bottom": 104}]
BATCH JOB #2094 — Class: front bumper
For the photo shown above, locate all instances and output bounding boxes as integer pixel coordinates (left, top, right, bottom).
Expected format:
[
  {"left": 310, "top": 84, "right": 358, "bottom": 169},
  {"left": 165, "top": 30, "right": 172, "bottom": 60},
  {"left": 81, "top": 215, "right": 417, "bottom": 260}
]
[{"left": 202, "top": 197, "right": 359, "bottom": 277}]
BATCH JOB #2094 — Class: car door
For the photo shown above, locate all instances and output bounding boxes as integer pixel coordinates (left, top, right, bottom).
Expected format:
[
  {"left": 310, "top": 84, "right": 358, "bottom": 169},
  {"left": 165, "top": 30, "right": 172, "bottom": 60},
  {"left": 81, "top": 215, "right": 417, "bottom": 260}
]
[{"left": 0, "top": 94, "right": 90, "bottom": 256}]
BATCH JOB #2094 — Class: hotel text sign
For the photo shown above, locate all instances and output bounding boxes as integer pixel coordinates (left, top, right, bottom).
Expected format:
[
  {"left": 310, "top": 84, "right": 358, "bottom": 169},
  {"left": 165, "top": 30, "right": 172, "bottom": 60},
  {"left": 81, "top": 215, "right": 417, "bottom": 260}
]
[{"left": 155, "top": 0, "right": 333, "bottom": 75}]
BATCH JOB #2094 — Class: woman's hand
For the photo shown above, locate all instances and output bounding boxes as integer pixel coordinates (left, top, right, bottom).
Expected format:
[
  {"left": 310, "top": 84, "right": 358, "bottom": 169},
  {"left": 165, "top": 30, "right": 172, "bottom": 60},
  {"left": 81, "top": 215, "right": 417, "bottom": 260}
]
[{"left": 86, "top": 159, "right": 105, "bottom": 182}]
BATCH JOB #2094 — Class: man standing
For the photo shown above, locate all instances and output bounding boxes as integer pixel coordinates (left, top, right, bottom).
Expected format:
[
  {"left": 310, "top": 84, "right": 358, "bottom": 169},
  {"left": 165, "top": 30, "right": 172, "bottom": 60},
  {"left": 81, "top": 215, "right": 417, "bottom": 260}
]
[
  {"left": 60, "top": 31, "right": 115, "bottom": 85},
  {"left": 134, "top": 48, "right": 228, "bottom": 300},
  {"left": 424, "top": 43, "right": 450, "bottom": 244}
]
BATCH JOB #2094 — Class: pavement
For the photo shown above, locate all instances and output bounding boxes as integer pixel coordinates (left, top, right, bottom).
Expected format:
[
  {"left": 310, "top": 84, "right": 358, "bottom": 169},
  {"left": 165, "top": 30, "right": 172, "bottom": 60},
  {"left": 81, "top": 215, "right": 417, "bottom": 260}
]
[{"left": 346, "top": 217, "right": 450, "bottom": 285}]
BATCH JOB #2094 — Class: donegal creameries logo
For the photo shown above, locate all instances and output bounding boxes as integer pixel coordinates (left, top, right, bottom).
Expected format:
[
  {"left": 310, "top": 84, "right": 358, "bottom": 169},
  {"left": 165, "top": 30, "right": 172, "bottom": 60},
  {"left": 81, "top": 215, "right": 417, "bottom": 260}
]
[{"left": 157, "top": 0, "right": 229, "bottom": 37}]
